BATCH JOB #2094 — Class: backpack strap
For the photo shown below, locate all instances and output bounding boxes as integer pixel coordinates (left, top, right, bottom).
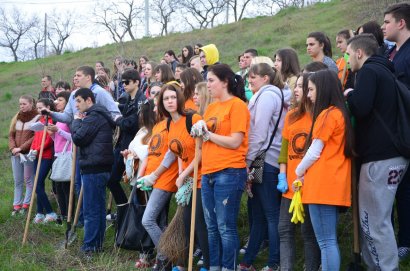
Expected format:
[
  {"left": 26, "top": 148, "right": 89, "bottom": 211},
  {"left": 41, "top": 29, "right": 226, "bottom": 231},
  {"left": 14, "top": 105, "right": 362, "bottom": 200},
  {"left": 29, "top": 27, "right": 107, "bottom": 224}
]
[
  {"left": 185, "top": 112, "right": 193, "bottom": 134},
  {"left": 166, "top": 112, "right": 194, "bottom": 134},
  {"left": 166, "top": 117, "right": 171, "bottom": 131}
]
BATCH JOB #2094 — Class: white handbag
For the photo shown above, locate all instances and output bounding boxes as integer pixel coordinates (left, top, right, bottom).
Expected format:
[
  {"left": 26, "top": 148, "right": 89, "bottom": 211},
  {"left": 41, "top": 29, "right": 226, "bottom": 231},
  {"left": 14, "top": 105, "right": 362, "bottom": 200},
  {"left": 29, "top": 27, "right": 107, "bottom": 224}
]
[{"left": 50, "top": 140, "right": 72, "bottom": 182}]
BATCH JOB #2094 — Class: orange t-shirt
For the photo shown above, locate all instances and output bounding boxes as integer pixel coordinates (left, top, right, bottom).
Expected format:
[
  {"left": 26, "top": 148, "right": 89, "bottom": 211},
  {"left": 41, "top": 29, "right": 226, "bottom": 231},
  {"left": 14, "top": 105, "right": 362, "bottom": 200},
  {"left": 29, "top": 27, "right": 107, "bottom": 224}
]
[
  {"left": 201, "top": 97, "right": 250, "bottom": 174},
  {"left": 282, "top": 110, "right": 312, "bottom": 200},
  {"left": 185, "top": 99, "right": 198, "bottom": 112},
  {"left": 302, "top": 107, "right": 351, "bottom": 207},
  {"left": 336, "top": 57, "right": 349, "bottom": 88},
  {"left": 146, "top": 120, "right": 178, "bottom": 193},
  {"left": 168, "top": 114, "right": 202, "bottom": 187}
]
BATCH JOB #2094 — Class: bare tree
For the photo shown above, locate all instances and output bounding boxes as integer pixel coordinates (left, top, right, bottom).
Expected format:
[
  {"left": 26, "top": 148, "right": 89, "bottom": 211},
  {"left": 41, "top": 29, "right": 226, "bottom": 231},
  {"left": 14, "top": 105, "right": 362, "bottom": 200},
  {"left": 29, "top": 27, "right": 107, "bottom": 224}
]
[
  {"left": 94, "top": 7, "right": 127, "bottom": 43},
  {"left": 28, "top": 25, "right": 45, "bottom": 59},
  {"left": 182, "top": 0, "right": 226, "bottom": 29},
  {"left": 47, "top": 12, "right": 75, "bottom": 55},
  {"left": 255, "top": 0, "right": 304, "bottom": 15},
  {"left": 0, "top": 7, "right": 37, "bottom": 61},
  {"left": 93, "top": 0, "right": 142, "bottom": 43},
  {"left": 226, "top": 0, "right": 253, "bottom": 22},
  {"left": 150, "top": 0, "right": 177, "bottom": 36}
]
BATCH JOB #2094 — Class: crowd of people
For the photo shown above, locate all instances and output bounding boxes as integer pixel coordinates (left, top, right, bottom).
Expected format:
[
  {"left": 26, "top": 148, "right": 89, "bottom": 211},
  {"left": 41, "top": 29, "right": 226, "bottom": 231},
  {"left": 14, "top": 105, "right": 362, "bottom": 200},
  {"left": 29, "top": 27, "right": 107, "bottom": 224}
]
[{"left": 8, "top": 3, "right": 410, "bottom": 271}]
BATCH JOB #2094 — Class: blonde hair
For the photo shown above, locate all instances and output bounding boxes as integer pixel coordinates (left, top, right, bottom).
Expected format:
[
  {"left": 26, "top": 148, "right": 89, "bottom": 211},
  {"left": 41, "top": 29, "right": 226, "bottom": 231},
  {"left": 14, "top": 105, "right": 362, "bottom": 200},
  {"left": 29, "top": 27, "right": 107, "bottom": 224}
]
[
  {"left": 251, "top": 56, "right": 275, "bottom": 67},
  {"left": 195, "top": 82, "right": 211, "bottom": 116}
]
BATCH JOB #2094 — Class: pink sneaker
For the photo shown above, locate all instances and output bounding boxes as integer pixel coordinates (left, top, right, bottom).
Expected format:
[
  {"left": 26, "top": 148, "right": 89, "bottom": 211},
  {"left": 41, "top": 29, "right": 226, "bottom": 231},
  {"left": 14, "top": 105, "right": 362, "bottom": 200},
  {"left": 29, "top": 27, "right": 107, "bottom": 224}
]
[
  {"left": 44, "top": 212, "right": 58, "bottom": 223},
  {"left": 34, "top": 213, "right": 45, "bottom": 223}
]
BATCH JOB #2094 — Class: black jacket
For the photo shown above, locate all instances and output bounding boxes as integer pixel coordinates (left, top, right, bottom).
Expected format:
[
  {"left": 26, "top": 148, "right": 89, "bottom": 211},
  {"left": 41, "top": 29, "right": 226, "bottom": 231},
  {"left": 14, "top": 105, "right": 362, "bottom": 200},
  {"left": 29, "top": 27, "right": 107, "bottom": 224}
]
[
  {"left": 72, "top": 104, "right": 116, "bottom": 174},
  {"left": 388, "top": 37, "right": 410, "bottom": 89},
  {"left": 115, "top": 90, "right": 146, "bottom": 151},
  {"left": 347, "top": 55, "right": 400, "bottom": 163}
]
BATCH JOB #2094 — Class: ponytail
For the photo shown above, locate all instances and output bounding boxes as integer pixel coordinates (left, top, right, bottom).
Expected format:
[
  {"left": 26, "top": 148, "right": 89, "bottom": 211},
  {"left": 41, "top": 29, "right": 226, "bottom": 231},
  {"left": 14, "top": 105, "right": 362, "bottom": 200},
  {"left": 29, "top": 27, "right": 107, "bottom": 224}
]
[{"left": 208, "top": 64, "right": 247, "bottom": 102}]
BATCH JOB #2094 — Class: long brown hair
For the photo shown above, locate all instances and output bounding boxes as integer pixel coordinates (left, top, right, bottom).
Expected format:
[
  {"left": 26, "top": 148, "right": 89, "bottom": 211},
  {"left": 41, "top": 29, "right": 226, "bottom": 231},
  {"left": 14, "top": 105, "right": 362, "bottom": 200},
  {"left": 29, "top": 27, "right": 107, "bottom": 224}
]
[
  {"left": 139, "top": 99, "right": 156, "bottom": 144},
  {"left": 157, "top": 82, "right": 187, "bottom": 119},
  {"left": 180, "top": 68, "right": 203, "bottom": 101},
  {"left": 306, "top": 70, "right": 355, "bottom": 158}
]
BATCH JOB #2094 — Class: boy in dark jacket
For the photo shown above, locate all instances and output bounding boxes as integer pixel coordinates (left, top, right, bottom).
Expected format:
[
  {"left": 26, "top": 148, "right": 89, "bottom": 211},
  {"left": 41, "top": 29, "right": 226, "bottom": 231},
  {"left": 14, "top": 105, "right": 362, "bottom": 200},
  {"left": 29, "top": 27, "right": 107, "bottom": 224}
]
[
  {"left": 383, "top": 3, "right": 410, "bottom": 260},
  {"left": 107, "top": 68, "right": 146, "bottom": 209},
  {"left": 71, "top": 88, "right": 115, "bottom": 254},
  {"left": 345, "top": 34, "right": 409, "bottom": 270}
]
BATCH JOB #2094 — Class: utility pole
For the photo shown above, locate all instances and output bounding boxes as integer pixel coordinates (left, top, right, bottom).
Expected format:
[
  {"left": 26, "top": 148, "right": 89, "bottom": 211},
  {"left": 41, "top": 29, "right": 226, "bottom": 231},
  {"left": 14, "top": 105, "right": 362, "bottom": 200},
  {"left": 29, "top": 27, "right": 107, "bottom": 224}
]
[
  {"left": 44, "top": 13, "right": 47, "bottom": 58},
  {"left": 145, "top": 0, "right": 149, "bottom": 36},
  {"left": 225, "top": 0, "right": 229, "bottom": 24}
]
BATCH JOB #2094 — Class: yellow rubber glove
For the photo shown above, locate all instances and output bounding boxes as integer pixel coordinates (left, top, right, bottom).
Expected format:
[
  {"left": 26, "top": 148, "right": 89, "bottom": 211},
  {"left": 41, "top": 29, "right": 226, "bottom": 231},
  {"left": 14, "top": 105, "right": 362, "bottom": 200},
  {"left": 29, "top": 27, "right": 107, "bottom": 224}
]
[{"left": 289, "top": 179, "right": 305, "bottom": 224}]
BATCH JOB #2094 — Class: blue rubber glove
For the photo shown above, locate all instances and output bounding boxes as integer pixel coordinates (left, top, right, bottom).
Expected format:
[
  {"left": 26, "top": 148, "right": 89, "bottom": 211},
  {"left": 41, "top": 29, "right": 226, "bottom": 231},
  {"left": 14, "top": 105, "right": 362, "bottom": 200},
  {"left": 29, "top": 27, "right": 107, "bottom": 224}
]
[{"left": 277, "top": 173, "right": 288, "bottom": 193}]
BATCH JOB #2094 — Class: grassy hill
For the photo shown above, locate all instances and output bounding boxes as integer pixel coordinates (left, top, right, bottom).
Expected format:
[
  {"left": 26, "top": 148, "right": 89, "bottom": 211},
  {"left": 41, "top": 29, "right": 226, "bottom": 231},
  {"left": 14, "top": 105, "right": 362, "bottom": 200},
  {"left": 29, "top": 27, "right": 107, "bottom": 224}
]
[
  {"left": 2, "top": 0, "right": 409, "bottom": 270},
  {"left": 0, "top": 0, "right": 387, "bottom": 152}
]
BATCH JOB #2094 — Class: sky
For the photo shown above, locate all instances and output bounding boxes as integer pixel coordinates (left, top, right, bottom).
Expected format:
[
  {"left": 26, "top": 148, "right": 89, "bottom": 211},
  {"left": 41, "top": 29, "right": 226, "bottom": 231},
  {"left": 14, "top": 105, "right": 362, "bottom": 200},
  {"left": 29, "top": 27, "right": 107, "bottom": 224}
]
[{"left": 0, "top": 0, "right": 126, "bottom": 62}]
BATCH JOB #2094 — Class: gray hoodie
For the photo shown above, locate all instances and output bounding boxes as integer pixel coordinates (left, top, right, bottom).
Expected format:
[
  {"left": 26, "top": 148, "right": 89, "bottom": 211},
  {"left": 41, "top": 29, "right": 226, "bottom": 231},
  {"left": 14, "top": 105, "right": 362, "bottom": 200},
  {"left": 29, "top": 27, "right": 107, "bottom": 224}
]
[
  {"left": 51, "top": 83, "right": 121, "bottom": 124},
  {"left": 246, "top": 84, "right": 291, "bottom": 168}
]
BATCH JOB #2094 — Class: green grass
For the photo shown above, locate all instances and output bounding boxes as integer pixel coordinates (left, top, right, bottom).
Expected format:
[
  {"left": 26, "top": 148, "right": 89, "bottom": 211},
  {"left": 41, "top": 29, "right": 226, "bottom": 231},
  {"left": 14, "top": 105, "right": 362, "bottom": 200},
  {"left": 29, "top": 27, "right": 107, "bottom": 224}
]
[{"left": 1, "top": 0, "right": 409, "bottom": 269}]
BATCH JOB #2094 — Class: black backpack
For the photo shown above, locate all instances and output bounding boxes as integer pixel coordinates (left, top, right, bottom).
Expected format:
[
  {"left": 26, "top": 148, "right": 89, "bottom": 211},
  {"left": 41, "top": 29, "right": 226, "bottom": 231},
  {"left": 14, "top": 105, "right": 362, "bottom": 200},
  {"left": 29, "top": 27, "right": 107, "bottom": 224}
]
[
  {"left": 374, "top": 64, "right": 410, "bottom": 158},
  {"left": 166, "top": 112, "right": 194, "bottom": 134}
]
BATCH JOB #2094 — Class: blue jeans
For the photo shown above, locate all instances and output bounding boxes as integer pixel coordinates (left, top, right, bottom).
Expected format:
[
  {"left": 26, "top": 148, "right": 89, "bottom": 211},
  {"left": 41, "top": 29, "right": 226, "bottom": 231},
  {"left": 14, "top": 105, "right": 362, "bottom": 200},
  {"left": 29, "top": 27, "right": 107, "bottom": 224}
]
[
  {"left": 75, "top": 151, "right": 84, "bottom": 225},
  {"left": 243, "top": 163, "right": 281, "bottom": 267},
  {"left": 34, "top": 158, "right": 53, "bottom": 214},
  {"left": 81, "top": 172, "right": 110, "bottom": 252},
  {"left": 201, "top": 168, "right": 247, "bottom": 271},
  {"left": 309, "top": 204, "right": 340, "bottom": 271},
  {"left": 142, "top": 188, "right": 172, "bottom": 259}
]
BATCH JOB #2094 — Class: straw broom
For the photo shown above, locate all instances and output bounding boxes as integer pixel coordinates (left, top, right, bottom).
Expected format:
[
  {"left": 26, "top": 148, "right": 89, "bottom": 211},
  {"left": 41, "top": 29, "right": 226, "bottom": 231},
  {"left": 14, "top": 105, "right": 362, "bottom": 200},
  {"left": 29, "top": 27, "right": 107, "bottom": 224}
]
[
  {"left": 158, "top": 205, "right": 187, "bottom": 263},
  {"left": 158, "top": 138, "right": 201, "bottom": 264}
]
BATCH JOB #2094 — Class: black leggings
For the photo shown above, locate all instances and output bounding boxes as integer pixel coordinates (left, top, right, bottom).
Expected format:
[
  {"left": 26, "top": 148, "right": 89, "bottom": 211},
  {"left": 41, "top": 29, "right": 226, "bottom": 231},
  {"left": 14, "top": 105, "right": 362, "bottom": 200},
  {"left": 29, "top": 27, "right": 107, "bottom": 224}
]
[
  {"left": 182, "top": 188, "right": 210, "bottom": 269},
  {"left": 107, "top": 147, "right": 128, "bottom": 205},
  {"left": 55, "top": 181, "right": 73, "bottom": 218}
]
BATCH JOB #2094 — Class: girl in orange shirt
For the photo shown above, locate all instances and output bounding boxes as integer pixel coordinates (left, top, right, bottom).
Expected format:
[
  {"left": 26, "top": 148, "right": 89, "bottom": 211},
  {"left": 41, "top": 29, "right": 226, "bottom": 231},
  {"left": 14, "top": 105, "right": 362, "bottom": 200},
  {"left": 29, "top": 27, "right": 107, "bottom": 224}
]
[
  {"left": 153, "top": 82, "right": 209, "bottom": 270},
  {"left": 191, "top": 64, "right": 249, "bottom": 271},
  {"left": 295, "top": 70, "right": 354, "bottom": 271},
  {"left": 180, "top": 68, "right": 203, "bottom": 112},
  {"left": 335, "top": 29, "right": 355, "bottom": 89},
  {"left": 129, "top": 98, "right": 179, "bottom": 268},
  {"left": 277, "top": 72, "right": 321, "bottom": 271}
]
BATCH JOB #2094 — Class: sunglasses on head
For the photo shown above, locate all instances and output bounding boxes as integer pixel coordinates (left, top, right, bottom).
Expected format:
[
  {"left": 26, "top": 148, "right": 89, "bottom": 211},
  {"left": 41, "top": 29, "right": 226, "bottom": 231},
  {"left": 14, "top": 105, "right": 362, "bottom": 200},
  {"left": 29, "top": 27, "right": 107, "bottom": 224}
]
[{"left": 122, "top": 80, "right": 131, "bottom": 85}]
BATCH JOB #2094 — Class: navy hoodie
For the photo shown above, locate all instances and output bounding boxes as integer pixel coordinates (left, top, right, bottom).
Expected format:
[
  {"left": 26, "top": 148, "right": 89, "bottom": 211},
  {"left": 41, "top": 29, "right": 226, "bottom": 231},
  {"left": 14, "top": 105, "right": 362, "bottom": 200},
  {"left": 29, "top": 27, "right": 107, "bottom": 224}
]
[
  {"left": 347, "top": 55, "right": 401, "bottom": 163},
  {"left": 72, "top": 104, "right": 116, "bottom": 174}
]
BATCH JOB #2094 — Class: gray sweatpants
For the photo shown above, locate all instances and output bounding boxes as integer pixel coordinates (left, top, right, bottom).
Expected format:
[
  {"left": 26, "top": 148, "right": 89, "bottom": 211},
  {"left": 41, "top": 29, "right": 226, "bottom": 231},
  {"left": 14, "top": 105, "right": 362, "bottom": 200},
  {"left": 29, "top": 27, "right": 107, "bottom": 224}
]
[
  {"left": 11, "top": 155, "right": 34, "bottom": 207},
  {"left": 359, "top": 156, "right": 409, "bottom": 271}
]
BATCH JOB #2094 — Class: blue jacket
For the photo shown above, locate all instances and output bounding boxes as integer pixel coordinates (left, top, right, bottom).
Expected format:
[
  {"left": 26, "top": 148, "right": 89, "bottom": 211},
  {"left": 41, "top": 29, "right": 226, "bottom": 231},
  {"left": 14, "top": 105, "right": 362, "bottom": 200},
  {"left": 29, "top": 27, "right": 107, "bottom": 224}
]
[
  {"left": 72, "top": 104, "right": 115, "bottom": 174},
  {"left": 389, "top": 37, "right": 410, "bottom": 89}
]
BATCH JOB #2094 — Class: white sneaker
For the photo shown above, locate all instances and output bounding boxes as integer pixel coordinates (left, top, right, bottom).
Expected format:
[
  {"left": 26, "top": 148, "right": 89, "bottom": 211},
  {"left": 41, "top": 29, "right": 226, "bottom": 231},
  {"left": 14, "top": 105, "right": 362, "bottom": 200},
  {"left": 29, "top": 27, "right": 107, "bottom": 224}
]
[
  {"left": 44, "top": 212, "right": 58, "bottom": 223},
  {"left": 197, "top": 256, "right": 204, "bottom": 266},
  {"left": 34, "top": 213, "right": 45, "bottom": 224},
  {"left": 106, "top": 213, "right": 117, "bottom": 221},
  {"left": 239, "top": 239, "right": 249, "bottom": 254}
]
